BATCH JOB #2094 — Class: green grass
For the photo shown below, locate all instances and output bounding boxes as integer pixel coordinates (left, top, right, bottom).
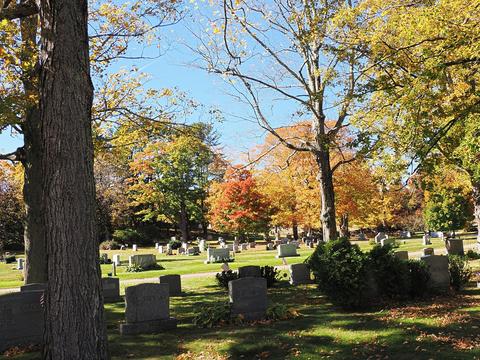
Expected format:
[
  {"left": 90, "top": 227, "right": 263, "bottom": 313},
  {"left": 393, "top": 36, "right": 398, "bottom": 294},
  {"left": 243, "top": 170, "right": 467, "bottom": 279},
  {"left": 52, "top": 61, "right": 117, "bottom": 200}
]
[
  {"left": 1, "top": 236, "right": 478, "bottom": 289},
  {"left": 4, "top": 275, "right": 480, "bottom": 359}
]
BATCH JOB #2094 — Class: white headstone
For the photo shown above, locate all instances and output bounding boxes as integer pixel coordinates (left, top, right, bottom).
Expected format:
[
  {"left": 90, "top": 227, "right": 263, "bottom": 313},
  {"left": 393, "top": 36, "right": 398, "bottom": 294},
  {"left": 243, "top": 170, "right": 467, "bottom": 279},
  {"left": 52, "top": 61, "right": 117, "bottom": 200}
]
[
  {"left": 16, "top": 258, "right": 24, "bottom": 270},
  {"left": 113, "top": 254, "right": 121, "bottom": 266},
  {"left": 132, "top": 244, "right": 138, "bottom": 251}
]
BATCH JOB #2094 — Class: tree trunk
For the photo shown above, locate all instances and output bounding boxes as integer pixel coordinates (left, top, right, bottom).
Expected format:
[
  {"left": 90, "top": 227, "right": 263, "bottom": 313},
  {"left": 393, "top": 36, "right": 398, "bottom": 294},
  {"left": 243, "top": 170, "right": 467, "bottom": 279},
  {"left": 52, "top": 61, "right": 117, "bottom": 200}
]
[
  {"left": 315, "top": 150, "right": 338, "bottom": 241},
  {"left": 179, "top": 201, "right": 190, "bottom": 242},
  {"left": 339, "top": 213, "right": 349, "bottom": 239},
  {"left": 38, "top": 0, "right": 108, "bottom": 357},
  {"left": 473, "top": 182, "right": 480, "bottom": 246},
  {"left": 22, "top": 117, "right": 47, "bottom": 284},
  {"left": 19, "top": 14, "right": 47, "bottom": 284},
  {"left": 292, "top": 222, "right": 299, "bottom": 240}
]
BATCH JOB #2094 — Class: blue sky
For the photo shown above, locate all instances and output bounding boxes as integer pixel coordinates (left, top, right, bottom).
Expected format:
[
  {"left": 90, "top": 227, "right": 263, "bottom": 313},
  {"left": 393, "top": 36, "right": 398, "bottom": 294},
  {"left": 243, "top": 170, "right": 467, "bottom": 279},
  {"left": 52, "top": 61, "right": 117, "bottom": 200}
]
[{"left": 0, "top": 3, "right": 309, "bottom": 162}]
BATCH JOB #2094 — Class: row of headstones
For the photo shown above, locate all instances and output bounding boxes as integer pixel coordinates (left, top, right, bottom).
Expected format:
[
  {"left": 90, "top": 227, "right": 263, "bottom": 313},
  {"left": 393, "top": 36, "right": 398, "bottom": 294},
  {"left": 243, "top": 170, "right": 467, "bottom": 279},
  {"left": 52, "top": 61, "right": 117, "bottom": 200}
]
[
  {"left": 0, "top": 274, "right": 184, "bottom": 351},
  {"left": 374, "top": 231, "right": 445, "bottom": 244},
  {"left": 204, "top": 243, "right": 301, "bottom": 264}
]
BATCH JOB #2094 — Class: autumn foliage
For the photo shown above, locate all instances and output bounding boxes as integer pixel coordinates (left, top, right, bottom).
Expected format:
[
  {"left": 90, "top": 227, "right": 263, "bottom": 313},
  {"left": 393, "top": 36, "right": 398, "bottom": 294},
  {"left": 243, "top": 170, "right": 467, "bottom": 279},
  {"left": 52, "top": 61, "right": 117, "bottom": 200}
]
[{"left": 207, "top": 168, "right": 270, "bottom": 238}]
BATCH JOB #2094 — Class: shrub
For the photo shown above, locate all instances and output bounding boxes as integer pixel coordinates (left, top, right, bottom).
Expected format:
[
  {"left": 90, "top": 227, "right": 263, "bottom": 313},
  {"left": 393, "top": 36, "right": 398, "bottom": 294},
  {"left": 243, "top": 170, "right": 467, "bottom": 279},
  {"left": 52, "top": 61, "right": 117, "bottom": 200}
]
[
  {"left": 168, "top": 239, "right": 182, "bottom": 250},
  {"left": 466, "top": 249, "right": 480, "bottom": 260},
  {"left": 261, "top": 265, "right": 286, "bottom": 287},
  {"left": 368, "top": 244, "right": 410, "bottom": 299},
  {"left": 126, "top": 264, "right": 144, "bottom": 272},
  {"left": 266, "top": 304, "right": 300, "bottom": 321},
  {"left": 4, "top": 255, "right": 16, "bottom": 264},
  {"left": 193, "top": 302, "right": 230, "bottom": 328},
  {"left": 406, "top": 260, "right": 430, "bottom": 298},
  {"left": 99, "top": 257, "right": 112, "bottom": 265},
  {"left": 449, "top": 255, "right": 472, "bottom": 291},
  {"left": 307, "top": 238, "right": 371, "bottom": 309},
  {"left": 215, "top": 270, "right": 239, "bottom": 289},
  {"left": 99, "top": 240, "right": 121, "bottom": 250},
  {"left": 112, "top": 229, "right": 147, "bottom": 245}
]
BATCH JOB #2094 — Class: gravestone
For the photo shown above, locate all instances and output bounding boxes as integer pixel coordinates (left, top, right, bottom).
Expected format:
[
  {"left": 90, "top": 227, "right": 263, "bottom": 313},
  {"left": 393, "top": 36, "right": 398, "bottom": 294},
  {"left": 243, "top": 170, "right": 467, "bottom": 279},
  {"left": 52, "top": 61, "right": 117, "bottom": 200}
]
[
  {"left": 113, "top": 254, "right": 121, "bottom": 266},
  {"left": 0, "top": 291, "right": 44, "bottom": 352},
  {"left": 399, "top": 231, "right": 411, "bottom": 238},
  {"left": 120, "top": 283, "right": 177, "bottom": 335},
  {"left": 267, "top": 242, "right": 274, "bottom": 250},
  {"left": 129, "top": 254, "right": 156, "bottom": 268},
  {"left": 430, "top": 232, "right": 444, "bottom": 239},
  {"left": 102, "top": 277, "right": 121, "bottom": 303},
  {"left": 158, "top": 246, "right": 164, "bottom": 254},
  {"left": 227, "top": 244, "right": 234, "bottom": 251},
  {"left": 249, "top": 242, "right": 256, "bottom": 249},
  {"left": 120, "top": 245, "right": 126, "bottom": 250},
  {"left": 199, "top": 239, "right": 206, "bottom": 252},
  {"left": 289, "top": 263, "right": 312, "bottom": 285},
  {"left": 276, "top": 244, "right": 300, "bottom": 258},
  {"left": 20, "top": 283, "right": 46, "bottom": 292},
  {"left": 394, "top": 251, "right": 409, "bottom": 261},
  {"left": 381, "top": 238, "right": 395, "bottom": 247},
  {"left": 422, "top": 234, "right": 431, "bottom": 245},
  {"left": 186, "top": 247, "right": 199, "bottom": 256},
  {"left": 423, "top": 247, "right": 434, "bottom": 256},
  {"left": 155, "top": 243, "right": 159, "bottom": 249},
  {"left": 101, "top": 253, "right": 109, "bottom": 263},
  {"left": 132, "top": 244, "right": 138, "bottom": 251},
  {"left": 16, "top": 258, "right": 24, "bottom": 270},
  {"left": 233, "top": 244, "right": 240, "bottom": 253},
  {"left": 238, "top": 265, "right": 261, "bottom": 278},
  {"left": 159, "top": 274, "right": 182, "bottom": 296},
  {"left": 374, "top": 232, "right": 387, "bottom": 244},
  {"left": 240, "top": 243, "right": 248, "bottom": 251},
  {"left": 358, "top": 233, "right": 367, "bottom": 241},
  {"left": 421, "top": 255, "right": 450, "bottom": 292},
  {"left": 446, "top": 238, "right": 464, "bottom": 255},
  {"left": 229, "top": 277, "right": 267, "bottom": 321},
  {"left": 182, "top": 242, "right": 188, "bottom": 250},
  {"left": 178, "top": 247, "right": 186, "bottom": 255},
  {"left": 205, "top": 248, "right": 231, "bottom": 263}
]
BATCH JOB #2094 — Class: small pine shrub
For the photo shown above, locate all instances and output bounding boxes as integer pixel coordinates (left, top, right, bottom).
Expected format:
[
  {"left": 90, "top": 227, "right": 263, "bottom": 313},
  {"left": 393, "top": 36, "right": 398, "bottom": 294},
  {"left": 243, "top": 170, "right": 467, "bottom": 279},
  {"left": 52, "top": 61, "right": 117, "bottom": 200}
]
[
  {"left": 193, "top": 302, "right": 230, "bottom": 328},
  {"left": 126, "top": 264, "right": 144, "bottom": 272},
  {"left": 407, "top": 260, "right": 430, "bottom": 298},
  {"left": 168, "top": 239, "right": 182, "bottom": 250},
  {"left": 261, "top": 266, "right": 286, "bottom": 287},
  {"left": 466, "top": 249, "right": 480, "bottom": 260},
  {"left": 307, "top": 238, "right": 371, "bottom": 309},
  {"left": 449, "top": 255, "right": 472, "bottom": 291},
  {"left": 368, "top": 244, "right": 410, "bottom": 299},
  {"left": 266, "top": 304, "right": 300, "bottom": 321},
  {"left": 215, "top": 270, "right": 239, "bottom": 289}
]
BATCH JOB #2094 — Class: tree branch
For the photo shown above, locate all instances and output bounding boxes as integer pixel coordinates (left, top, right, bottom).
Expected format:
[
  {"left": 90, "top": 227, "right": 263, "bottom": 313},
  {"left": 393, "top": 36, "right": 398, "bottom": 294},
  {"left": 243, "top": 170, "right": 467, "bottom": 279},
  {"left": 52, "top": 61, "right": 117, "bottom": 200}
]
[{"left": 0, "top": 0, "right": 37, "bottom": 20}]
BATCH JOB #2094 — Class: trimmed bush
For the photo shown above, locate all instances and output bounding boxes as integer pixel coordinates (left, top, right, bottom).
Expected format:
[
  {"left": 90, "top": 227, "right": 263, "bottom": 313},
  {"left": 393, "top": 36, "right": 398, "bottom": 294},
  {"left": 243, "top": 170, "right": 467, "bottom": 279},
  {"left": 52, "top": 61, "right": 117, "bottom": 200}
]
[
  {"left": 215, "top": 270, "right": 239, "bottom": 289},
  {"left": 193, "top": 302, "right": 230, "bottom": 328},
  {"left": 368, "top": 244, "right": 410, "bottom": 299},
  {"left": 260, "top": 265, "right": 286, "bottom": 287},
  {"left": 168, "top": 239, "right": 182, "bottom": 250},
  {"left": 449, "top": 255, "right": 472, "bottom": 291},
  {"left": 307, "top": 238, "right": 371, "bottom": 309},
  {"left": 407, "top": 260, "right": 430, "bottom": 298}
]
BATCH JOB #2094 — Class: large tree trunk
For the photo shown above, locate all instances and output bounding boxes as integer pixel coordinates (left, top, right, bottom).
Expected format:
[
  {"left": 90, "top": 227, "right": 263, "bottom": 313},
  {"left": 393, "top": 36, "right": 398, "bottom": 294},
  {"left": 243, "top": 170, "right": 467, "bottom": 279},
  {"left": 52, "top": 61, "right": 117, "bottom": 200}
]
[
  {"left": 473, "top": 182, "right": 480, "bottom": 247},
  {"left": 316, "top": 150, "right": 338, "bottom": 241},
  {"left": 339, "top": 213, "right": 349, "bottom": 239},
  {"left": 22, "top": 117, "right": 47, "bottom": 284},
  {"left": 292, "top": 221, "right": 299, "bottom": 240},
  {"left": 38, "top": 0, "right": 109, "bottom": 358},
  {"left": 19, "top": 14, "right": 47, "bottom": 284},
  {"left": 179, "top": 200, "right": 190, "bottom": 242}
]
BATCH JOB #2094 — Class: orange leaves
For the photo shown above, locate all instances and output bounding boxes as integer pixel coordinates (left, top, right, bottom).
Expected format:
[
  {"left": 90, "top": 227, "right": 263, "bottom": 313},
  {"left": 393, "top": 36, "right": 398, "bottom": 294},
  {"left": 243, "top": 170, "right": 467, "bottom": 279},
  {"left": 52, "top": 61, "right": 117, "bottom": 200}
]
[{"left": 208, "top": 168, "right": 271, "bottom": 235}]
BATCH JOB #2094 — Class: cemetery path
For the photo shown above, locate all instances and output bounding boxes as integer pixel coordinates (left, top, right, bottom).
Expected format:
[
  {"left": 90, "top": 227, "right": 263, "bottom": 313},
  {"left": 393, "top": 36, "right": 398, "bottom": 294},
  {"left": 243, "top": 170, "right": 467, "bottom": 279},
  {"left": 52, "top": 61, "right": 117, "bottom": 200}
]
[{"left": 0, "top": 242, "right": 476, "bottom": 295}]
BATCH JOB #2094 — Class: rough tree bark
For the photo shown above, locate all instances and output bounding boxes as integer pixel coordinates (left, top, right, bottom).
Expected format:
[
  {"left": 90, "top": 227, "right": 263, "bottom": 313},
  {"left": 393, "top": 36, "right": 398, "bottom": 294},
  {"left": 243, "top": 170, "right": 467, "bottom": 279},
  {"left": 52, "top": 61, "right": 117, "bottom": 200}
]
[
  {"left": 19, "top": 13, "right": 47, "bottom": 284},
  {"left": 179, "top": 200, "right": 190, "bottom": 242},
  {"left": 38, "top": 0, "right": 108, "bottom": 357},
  {"left": 473, "top": 182, "right": 480, "bottom": 246},
  {"left": 316, "top": 150, "right": 338, "bottom": 241}
]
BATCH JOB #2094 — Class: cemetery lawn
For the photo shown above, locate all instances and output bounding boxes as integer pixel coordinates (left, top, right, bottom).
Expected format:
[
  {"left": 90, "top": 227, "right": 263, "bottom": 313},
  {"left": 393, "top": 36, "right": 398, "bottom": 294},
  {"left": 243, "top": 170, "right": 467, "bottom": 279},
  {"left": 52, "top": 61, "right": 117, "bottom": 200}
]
[
  {"left": 0, "top": 235, "right": 478, "bottom": 289},
  {"left": 6, "top": 275, "right": 480, "bottom": 360}
]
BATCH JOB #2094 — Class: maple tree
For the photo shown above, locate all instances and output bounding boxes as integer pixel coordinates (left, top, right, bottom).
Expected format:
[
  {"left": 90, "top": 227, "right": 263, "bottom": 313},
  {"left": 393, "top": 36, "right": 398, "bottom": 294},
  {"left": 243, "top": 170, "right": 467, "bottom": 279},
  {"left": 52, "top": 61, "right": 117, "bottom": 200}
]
[{"left": 208, "top": 168, "right": 271, "bottom": 240}]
